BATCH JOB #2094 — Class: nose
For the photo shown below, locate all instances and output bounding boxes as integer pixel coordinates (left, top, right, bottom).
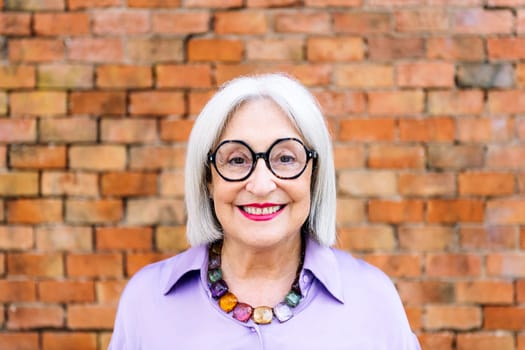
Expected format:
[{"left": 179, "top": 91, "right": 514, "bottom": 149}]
[{"left": 245, "top": 158, "right": 277, "bottom": 195}]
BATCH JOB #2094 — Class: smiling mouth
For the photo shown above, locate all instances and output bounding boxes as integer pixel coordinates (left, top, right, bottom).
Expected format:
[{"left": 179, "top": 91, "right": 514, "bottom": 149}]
[{"left": 240, "top": 205, "right": 285, "bottom": 215}]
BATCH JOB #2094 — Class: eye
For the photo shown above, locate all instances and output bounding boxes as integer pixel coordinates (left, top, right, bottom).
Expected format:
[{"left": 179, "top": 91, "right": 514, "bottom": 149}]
[
  {"left": 279, "top": 154, "right": 296, "bottom": 163},
  {"left": 228, "top": 156, "right": 248, "bottom": 165}
]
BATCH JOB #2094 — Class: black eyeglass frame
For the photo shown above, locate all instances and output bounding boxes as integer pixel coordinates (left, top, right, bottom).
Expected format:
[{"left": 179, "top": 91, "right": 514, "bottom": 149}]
[{"left": 208, "top": 137, "right": 318, "bottom": 182}]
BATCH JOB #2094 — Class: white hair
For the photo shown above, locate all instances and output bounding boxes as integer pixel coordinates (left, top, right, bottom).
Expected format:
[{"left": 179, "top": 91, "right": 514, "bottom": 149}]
[{"left": 184, "top": 73, "right": 336, "bottom": 246}]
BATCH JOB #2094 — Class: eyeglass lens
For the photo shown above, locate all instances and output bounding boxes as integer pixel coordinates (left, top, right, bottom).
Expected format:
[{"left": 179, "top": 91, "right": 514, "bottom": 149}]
[{"left": 214, "top": 139, "right": 308, "bottom": 180}]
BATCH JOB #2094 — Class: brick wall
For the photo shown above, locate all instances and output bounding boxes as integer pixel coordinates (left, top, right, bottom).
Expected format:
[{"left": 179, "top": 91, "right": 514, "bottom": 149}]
[{"left": 0, "top": 0, "right": 524, "bottom": 349}]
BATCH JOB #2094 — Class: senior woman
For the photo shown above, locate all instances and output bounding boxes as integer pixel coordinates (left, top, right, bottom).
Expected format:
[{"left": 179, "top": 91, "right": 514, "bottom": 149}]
[{"left": 109, "top": 74, "right": 421, "bottom": 349}]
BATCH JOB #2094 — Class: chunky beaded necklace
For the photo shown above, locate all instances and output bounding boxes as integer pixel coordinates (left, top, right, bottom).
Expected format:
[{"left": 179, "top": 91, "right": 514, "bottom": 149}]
[{"left": 207, "top": 239, "right": 305, "bottom": 324}]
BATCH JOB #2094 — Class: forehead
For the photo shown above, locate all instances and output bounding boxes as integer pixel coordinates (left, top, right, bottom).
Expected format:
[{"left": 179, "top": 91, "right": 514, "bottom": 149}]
[{"left": 219, "top": 98, "right": 303, "bottom": 147}]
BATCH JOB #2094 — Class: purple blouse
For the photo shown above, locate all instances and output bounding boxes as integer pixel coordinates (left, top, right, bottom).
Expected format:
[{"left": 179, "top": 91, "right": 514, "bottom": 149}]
[{"left": 109, "top": 238, "right": 421, "bottom": 350}]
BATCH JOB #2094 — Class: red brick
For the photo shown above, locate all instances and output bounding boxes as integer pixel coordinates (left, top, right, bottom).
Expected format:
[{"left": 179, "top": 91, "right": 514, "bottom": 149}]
[
  {"left": 307, "top": 37, "right": 363, "bottom": 62},
  {"left": 0, "top": 280, "right": 36, "bottom": 302},
  {"left": 96, "top": 280, "right": 127, "bottom": 304},
  {"left": 458, "top": 116, "right": 513, "bottom": 142},
  {"left": 333, "top": 12, "right": 390, "bottom": 33},
  {"left": 9, "top": 39, "right": 64, "bottom": 62},
  {"left": 10, "top": 91, "right": 67, "bottom": 116},
  {"left": 185, "top": 0, "right": 242, "bottom": 7},
  {"left": 457, "top": 333, "right": 514, "bottom": 350},
  {"left": 0, "top": 333, "right": 39, "bottom": 350},
  {"left": 40, "top": 117, "right": 97, "bottom": 142},
  {"left": 101, "top": 172, "right": 157, "bottom": 197},
  {"left": 487, "top": 253, "right": 525, "bottom": 277},
  {"left": 314, "top": 91, "right": 365, "bottom": 116},
  {"left": 160, "top": 119, "right": 195, "bottom": 142},
  {"left": 0, "top": 93, "right": 6, "bottom": 115},
  {"left": 70, "top": 145, "right": 126, "bottom": 171},
  {"left": 96, "top": 227, "right": 153, "bottom": 250},
  {"left": 41, "top": 171, "right": 98, "bottom": 197},
  {"left": 159, "top": 170, "right": 186, "bottom": 197},
  {"left": 247, "top": 0, "right": 300, "bottom": 6},
  {"left": 397, "top": 280, "right": 454, "bottom": 305},
  {"left": 189, "top": 90, "right": 216, "bottom": 115},
  {"left": 368, "top": 145, "right": 425, "bottom": 169},
  {"left": 34, "top": 13, "right": 90, "bottom": 36},
  {"left": 275, "top": 12, "right": 330, "bottom": 33},
  {"left": 459, "top": 226, "right": 518, "bottom": 250},
  {"left": 0, "top": 13, "right": 31, "bottom": 35},
  {"left": 487, "top": 145, "right": 525, "bottom": 169},
  {"left": 7, "top": 252, "right": 63, "bottom": 277},
  {"left": 157, "top": 64, "right": 212, "bottom": 88},
  {"left": 130, "top": 146, "right": 186, "bottom": 170},
  {"left": 68, "top": 0, "right": 120, "bottom": 8},
  {"left": 488, "top": 90, "right": 525, "bottom": 114},
  {"left": 337, "top": 226, "right": 395, "bottom": 251},
  {"left": 424, "top": 305, "right": 481, "bottom": 331},
  {"left": 70, "top": 91, "right": 126, "bottom": 115},
  {"left": 518, "top": 117, "right": 525, "bottom": 139},
  {"left": 335, "top": 64, "right": 393, "bottom": 87},
  {"left": 6, "top": 0, "right": 64, "bottom": 10},
  {"left": 101, "top": 118, "right": 157, "bottom": 143},
  {"left": 368, "top": 199, "right": 424, "bottom": 223},
  {"left": 368, "top": 37, "right": 424, "bottom": 60},
  {"left": 488, "top": 37, "right": 525, "bottom": 60},
  {"left": 8, "top": 199, "right": 62, "bottom": 224},
  {"left": 152, "top": 12, "right": 209, "bottom": 34},
  {"left": 398, "top": 225, "right": 455, "bottom": 251},
  {"left": 67, "top": 253, "right": 123, "bottom": 278},
  {"left": 484, "top": 306, "right": 525, "bottom": 330},
  {"left": 400, "top": 117, "right": 455, "bottom": 142},
  {"left": 126, "top": 198, "right": 185, "bottom": 225},
  {"left": 368, "top": 90, "right": 424, "bottom": 115},
  {"left": 427, "top": 36, "right": 485, "bottom": 61},
  {"left": 8, "top": 305, "right": 64, "bottom": 330},
  {"left": 35, "top": 226, "right": 93, "bottom": 251},
  {"left": 0, "top": 146, "right": 5, "bottom": 167},
  {"left": 428, "top": 90, "right": 483, "bottom": 115},
  {"left": 127, "top": 38, "right": 183, "bottom": 63},
  {"left": 427, "top": 145, "right": 484, "bottom": 169},
  {"left": 67, "top": 38, "right": 123, "bottom": 62},
  {"left": 305, "top": 0, "right": 361, "bottom": 5},
  {"left": 427, "top": 199, "right": 484, "bottom": 223},
  {"left": 395, "top": 9, "right": 448, "bottom": 32},
  {"left": 518, "top": 279, "right": 525, "bottom": 302},
  {"left": 130, "top": 91, "right": 185, "bottom": 116},
  {"left": 338, "top": 118, "right": 396, "bottom": 141},
  {"left": 333, "top": 145, "right": 365, "bottom": 169},
  {"left": 335, "top": 198, "right": 366, "bottom": 225},
  {"left": 459, "top": 172, "right": 514, "bottom": 196},
  {"left": 93, "top": 9, "right": 149, "bottom": 34},
  {"left": 487, "top": 199, "right": 525, "bottom": 225},
  {"left": 66, "top": 199, "right": 123, "bottom": 224},
  {"left": 368, "top": 0, "right": 420, "bottom": 5},
  {"left": 519, "top": 10, "right": 525, "bottom": 33},
  {"left": 9, "top": 145, "right": 66, "bottom": 169},
  {"left": 246, "top": 38, "right": 303, "bottom": 61},
  {"left": 0, "top": 65, "right": 35, "bottom": 88},
  {"left": 188, "top": 38, "right": 243, "bottom": 62},
  {"left": 364, "top": 254, "right": 421, "bottom": 277},
  {"left": 96, "top": 65, "right": 152, "bottom": 88},
  {"left": 406, "top": 307, "right": 422, "bottom": 331},
  {"left": 126, "top": 252, "right": 171, "bottom": 275},
  {"left": 39, "top": 280, "right": 95, "bottom": 303},
  {"left": 456, "top": 280, "right": 514, "bottom": 304},
  {"left": 453, "top": 9, "right": 513, "bottom": 34},
  {"left": 128, "top": 0, "right": 180, "bottom": 6},
  {"left": 398, "top": 172, "right": 456, "bottom": 197},
  {"left": 339, "top": 170, "right": 396, "bottom": 196},
  {"left": 396, "top": 61, "right": 454, "bottom": 87},
  {"left": 426, "top": 254, "right": 482, "bottom": 277},
  {"left": 0, "top": 226, "right": 33, "bottom": 250},
  {"left": 42, "top": 332, "right": 97, "bottom": 350},
  {"left": 214, "top": 11, "right": 267, "bottom": 34},
  {"left": 0, "top": 171, "right": 38, "bottom": 197},
  {"left": 68, "top": 304, "right": 116, "bottom": 330},
  {"left": 38, "top": 64, "right": 93, "bottom": 89}
]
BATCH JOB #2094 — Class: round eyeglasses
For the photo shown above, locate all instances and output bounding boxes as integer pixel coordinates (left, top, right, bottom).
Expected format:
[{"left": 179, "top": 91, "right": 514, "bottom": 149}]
[{"left": 208, "top": 137, "right": 317, "bottom": 182}]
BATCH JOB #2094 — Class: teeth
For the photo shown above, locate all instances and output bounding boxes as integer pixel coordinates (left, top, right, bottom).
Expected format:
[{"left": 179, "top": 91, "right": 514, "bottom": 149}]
[{"left": 243, "top": 205, "right": 282, "bottom": 215}]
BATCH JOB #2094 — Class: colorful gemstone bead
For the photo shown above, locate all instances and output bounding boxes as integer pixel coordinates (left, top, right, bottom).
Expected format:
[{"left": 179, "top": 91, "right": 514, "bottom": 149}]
[
  {"left": 211, "top": 241, "right": 222, "bottom": 255},
  {"left": 232, "top": 303, "right": 253, "bottom": 323},
  {"left": 210, "top": 279, "right": 228, "bottom": 299},
  {"left": 253, "top": 306, "right": 273, "bottom": 324},
  {"left": 208, "top": 254, "right": 221, "bottom": 269},
  {"left": 284, "top": 290, "right": 301, "bottom": 307},
  {"left": 219, "top": 292, "right": 238, "bottom": 313},
  {"left": 273, "top": 302, "right": 293, "bottom": 323},
  {"left": 208, "top": 268, "right": 222, "bottom": 283}
]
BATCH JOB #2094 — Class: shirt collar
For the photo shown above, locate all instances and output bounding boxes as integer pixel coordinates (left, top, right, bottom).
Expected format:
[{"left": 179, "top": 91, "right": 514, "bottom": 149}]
[
  {"left": 303, "top": 238, "right": 345, "bottom": 304},
  {"left": 160, "top": 237, "right": 346, "bottom": 304}
]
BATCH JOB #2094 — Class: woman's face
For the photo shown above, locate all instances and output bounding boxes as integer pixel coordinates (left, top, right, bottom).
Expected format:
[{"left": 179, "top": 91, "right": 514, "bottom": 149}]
[{"left": 208, "top": 98, "right": 313, "bottom": 249}]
